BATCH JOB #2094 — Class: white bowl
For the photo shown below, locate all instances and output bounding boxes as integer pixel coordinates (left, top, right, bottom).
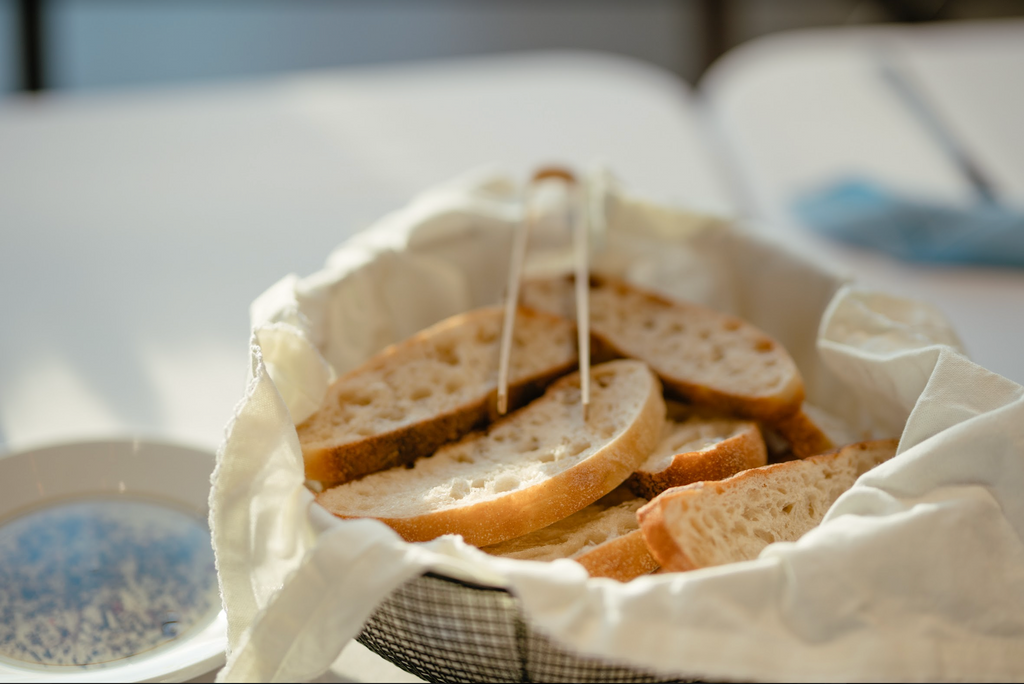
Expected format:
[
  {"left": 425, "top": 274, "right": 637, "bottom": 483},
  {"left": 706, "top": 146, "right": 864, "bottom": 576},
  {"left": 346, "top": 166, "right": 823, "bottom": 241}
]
[{"left": 0, "top": 439, "right": 227, "bottom": 683}]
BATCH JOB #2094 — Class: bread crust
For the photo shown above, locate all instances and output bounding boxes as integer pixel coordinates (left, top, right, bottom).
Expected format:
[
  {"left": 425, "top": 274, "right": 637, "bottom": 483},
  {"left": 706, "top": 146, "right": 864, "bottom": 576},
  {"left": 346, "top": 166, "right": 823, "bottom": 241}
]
[
  {"left": 626, "top": 420, "right": 767, "bottom": 499},
  {"left": 521, "top": 274, "right": 805, "bottom": 423},
  {"left": 638, "top": 439, "right": 898, "bottom": 572},
  {"left": 302, "top": 365, "right": 571, "bottom": 484},
  {"left": 634, "top": 494, "right": 697, "bottom": 572},
  {"left": 575, "top": 529, "right": 659, "bottom": 582},
  {"left": 318, "top": 362, "right": 666, "bottom": 548},
  {"left": 771, "top": 408, "right": 836, "bottom": 459},
  {"left": 479, "top": 486, "right": 657, "bottom": 582},
  {"left": 299, "top": 306, "right": 577, "bottom": 486}
]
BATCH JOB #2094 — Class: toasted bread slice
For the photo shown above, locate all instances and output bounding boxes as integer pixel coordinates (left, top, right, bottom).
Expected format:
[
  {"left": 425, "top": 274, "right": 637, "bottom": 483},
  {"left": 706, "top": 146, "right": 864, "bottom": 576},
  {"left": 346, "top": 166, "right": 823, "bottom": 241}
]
[
  {"left": 298, "top": 306, "right": 578, "bottom": 486},
  {"left": 481, "top": 486, "right": 657, "bottom": 582},
  {"left": 638, "top": 439, "right": 898, "bottom": 572},
  {"left": 627, "top": 416, "right": 767, "bottom": 499},
  {"left": 769, "top": 405, "right": 836, "bottom": 459},
  {"left": 317, "top": 360, "right": 665, "bottom": 547},
  {"left": 521, "top": 274, "right": 804, "bottom": 422},
  {"left": 767, "top": 401, "right": 871, "bottom": 461}
]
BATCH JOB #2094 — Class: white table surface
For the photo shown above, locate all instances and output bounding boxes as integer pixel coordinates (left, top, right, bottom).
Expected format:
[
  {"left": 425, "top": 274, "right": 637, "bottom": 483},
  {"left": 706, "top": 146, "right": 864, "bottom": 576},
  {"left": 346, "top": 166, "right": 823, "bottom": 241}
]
[
  {"left": 1, "top": 29, "right": 1022, "bottom": 681},
  {"left": 0, "top": 50, "right": 730, "bottom": 456}
]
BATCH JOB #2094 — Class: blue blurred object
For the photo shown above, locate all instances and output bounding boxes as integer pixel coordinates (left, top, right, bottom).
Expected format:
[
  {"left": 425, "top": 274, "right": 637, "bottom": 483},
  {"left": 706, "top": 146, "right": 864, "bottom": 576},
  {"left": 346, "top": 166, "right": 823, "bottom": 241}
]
[{"left": 793, "top": 179, "right": 1024, "bottom": 268}]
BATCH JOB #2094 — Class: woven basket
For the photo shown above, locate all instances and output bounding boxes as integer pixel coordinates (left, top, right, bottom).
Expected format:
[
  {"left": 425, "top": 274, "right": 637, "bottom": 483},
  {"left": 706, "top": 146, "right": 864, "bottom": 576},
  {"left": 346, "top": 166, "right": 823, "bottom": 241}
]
[{"left": 356, "top": 571, "right": 692, "bottom": 683}]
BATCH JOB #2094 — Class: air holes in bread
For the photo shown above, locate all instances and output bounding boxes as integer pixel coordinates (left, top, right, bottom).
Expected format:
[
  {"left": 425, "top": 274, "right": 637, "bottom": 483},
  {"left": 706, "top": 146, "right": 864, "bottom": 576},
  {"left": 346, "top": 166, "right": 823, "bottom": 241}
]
[
  {"left": 782, "top": 503, "right": 794, "bottom": 514},
  {"left": 450, "top": 480, "right": 470, "bottom": 500},
  {"left": 435, "top": 343, "right": 459, "bottom": 366},
  {"left": 299, "top": 305, "right": 582, "bottom": 487},
  {"left": 476, "top": 326, "right": 497, "bottom": 344},
  {"left": 493, "top": 474, "right": 519, "bottom": 493},
  {"left": 381, "top": 406, "right": 405, "bottom": 422},
  {"left": 754, "top": 529, "right": 775, "bottom": 544},
  {"left": 411, "top": 387, "right": 433, "bottom": 401},
  {"left": 339, "top": 392, "right": 373, "bottom": 407},
  {"left": 568, "top": 440, "right": 590, "bottom": 456}
]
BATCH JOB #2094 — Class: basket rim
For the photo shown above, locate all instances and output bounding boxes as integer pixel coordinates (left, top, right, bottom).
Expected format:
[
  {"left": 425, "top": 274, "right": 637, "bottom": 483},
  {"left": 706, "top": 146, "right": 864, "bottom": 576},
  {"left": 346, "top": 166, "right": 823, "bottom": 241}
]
[{"left": 421, "top": 569, "right": 513, "bottom": 594}]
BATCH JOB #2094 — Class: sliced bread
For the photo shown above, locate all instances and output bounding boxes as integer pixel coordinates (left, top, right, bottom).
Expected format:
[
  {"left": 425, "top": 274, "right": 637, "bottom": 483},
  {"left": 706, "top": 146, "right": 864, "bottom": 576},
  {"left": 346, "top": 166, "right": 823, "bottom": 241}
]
[
  {"left": 520, "top": 274, "right": 805, "bottom": 422},
  {"left": 637, "top": 439, "right": 898, "bottom": 572},
  {"left": 316, "top": 360, "right": 665, "bottom": 547},
  {"left": 765, "top": 401, "right": 870, "bottom": 460},
  {"left": 481, "top": 486, "right": 657, "bottom": 582},
  {"left": 626, "top": 416, "right": 767, "bottom": 499},
  {"left": 298, "top": 305, "right": 578, "bottom": 486}
]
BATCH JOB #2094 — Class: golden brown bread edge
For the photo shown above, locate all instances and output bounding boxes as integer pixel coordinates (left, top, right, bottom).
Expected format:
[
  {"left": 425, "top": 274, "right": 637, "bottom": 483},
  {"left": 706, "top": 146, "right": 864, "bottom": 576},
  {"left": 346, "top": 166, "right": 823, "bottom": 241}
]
[
  {"left": 480, "top": 485, "right": 659, "bottom": 582},
  {"left": 575, "top": 529, "right": 660, "bottom": 582},
  {"left": 637, "top": 438, "right": 900, "bottom": 572},
  {"left": 301, "top": 367, "right": 571, "bottom": 486},
  {"left": 521, "top": 273, "right": 806, "bottom": 424},
  {"left": 298, "top": 306, "right": 578, "bottom": 486},
  {"left": 318, "top": 363, "right": 667, "bottom": 548},
  {"left": 770, "top": 408, "right": 836, "bottom": 459},
  {"left": 625, "top": 420, "right": 768, "bottom": 499}
]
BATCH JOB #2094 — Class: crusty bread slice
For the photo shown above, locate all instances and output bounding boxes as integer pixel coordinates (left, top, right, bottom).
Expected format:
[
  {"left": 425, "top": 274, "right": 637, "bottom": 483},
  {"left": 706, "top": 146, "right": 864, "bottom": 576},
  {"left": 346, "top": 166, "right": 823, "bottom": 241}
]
[
  {"left": 626, "top": 416, "right": 767, "bottom": 499},
  {"left": 769, "top": 405, "right": 836, "bottom": 459},
  {"left": 637, "top": 439, "right": 898, "bottom": 572},
  {"left": 298, "top": 306, "right": 577, "bottom": 486},
  {"left": 481, "top": 486, "right": 658, "bottom": 582},
  {"left": 316, "top": 360, "right": 665, "bottom": 547},
  {"left": 520, "top": 274, "right": 805, "bottom": 422}
]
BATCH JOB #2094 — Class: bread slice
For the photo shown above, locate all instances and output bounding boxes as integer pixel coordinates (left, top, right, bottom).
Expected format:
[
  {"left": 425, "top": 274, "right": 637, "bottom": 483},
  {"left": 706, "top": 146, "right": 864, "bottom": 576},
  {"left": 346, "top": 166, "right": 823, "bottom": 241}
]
[
  {"left": 626, "top": 416, "right": 767, "bottom": 499},
  {"left": 520, "top": 274, "right": 804, "bottom": 422},
  {"left": 768, "top": 405, "right": 836, "bottom": 459},
  {"left": 316, "top": 360, "right": 665, "bottom": 547},
  {"left": 637, "top": 439, "right": 898, "bottom": 572},
  {"left": 481, "top": 486, "right": 657, "bottom": 582},
  {"left": 298, "top": 306, "right": 578, "bottom": 486}
]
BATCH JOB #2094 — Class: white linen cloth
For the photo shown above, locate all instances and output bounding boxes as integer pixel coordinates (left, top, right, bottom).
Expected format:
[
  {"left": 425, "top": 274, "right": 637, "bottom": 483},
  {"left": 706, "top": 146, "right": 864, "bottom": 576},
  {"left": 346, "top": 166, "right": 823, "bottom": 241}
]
[{"left": 210, "top": 170, "right": 1024, "bottom": 682}]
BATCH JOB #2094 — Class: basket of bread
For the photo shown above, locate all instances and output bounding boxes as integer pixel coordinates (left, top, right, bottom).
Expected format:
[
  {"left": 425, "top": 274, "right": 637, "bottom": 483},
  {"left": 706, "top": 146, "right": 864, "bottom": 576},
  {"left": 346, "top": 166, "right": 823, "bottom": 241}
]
[{"left": 210, "top": 170, "right": 1024, "bottom": 682}]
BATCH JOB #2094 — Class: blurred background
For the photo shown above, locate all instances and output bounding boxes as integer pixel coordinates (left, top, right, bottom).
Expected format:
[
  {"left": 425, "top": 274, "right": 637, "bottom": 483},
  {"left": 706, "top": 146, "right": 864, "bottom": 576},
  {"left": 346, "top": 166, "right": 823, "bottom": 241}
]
[
  {"left": 3, "top": 0, "right": 1024, "bottom": 95},
  {"left": 2, "top": 0, "right": 1024, "bottom": 454}
]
